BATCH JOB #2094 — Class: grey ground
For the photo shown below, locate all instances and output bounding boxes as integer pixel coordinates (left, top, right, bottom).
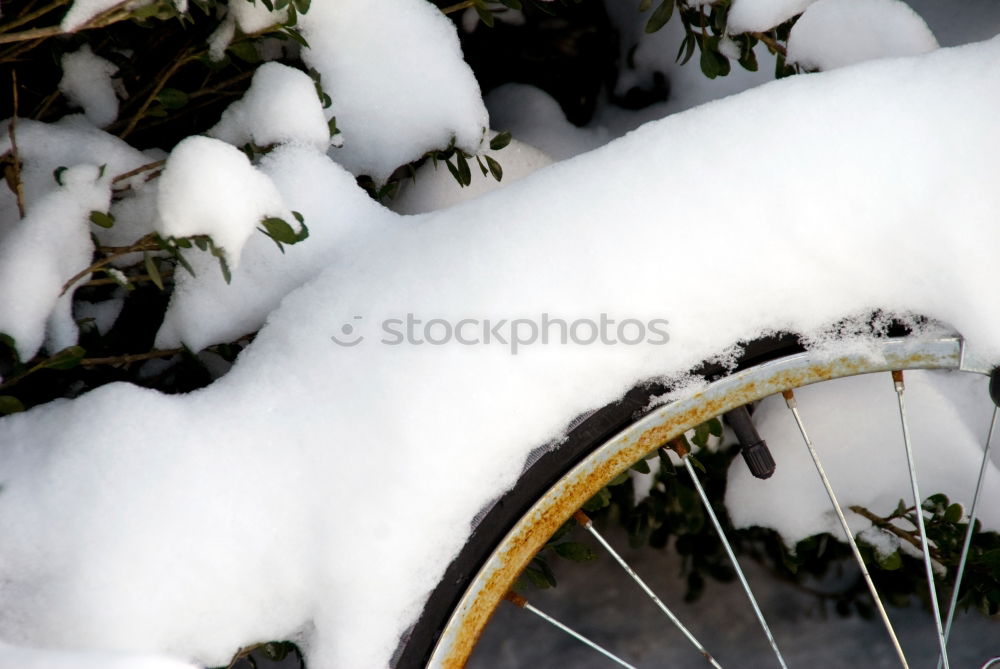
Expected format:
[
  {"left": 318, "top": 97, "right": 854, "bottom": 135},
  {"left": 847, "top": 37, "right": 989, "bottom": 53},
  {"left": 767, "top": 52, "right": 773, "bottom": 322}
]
[{"left": 469, "top": 524, "right": 998, "bottom": 669}]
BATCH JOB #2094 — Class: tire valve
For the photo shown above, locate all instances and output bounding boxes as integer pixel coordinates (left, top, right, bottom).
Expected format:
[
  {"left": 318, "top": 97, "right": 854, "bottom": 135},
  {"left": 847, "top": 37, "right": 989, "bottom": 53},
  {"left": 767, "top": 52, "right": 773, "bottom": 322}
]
[{"left": 724, "top": 404, "right": 776, "bottom": 479}]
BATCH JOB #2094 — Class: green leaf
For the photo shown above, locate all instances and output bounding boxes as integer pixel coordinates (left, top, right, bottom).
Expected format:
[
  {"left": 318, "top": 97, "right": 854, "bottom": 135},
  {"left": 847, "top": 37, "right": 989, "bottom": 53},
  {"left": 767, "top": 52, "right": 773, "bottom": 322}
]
[
  {"left": 157, "top": 88, "right": 189, "bottom": 110},
  {"left": 875, "top": 550, "right": 902, "bottom": 571},
  {"left": 475, "top": 155, "right": 489, "bottom": 177},
  {"left": 260, "top": 0, "right": 274, "bottom": 10},
  {"left": 41, "top": 345, "right": 86, "bottom": 370},
  {"left": 485, "top": 155, "right": 503, "bottom": 181},
  {"left": 89, "top": 210, "right": 115, "bottom": 228},
  {"left": 944, "top": 503, "right": 963, "bottom": 524},
  {"left": 707, "top": 417, "right": 723, "bottom": 437},
  {"left": 228, "top": 41, "right": 260, "bottom": 64},
  {"left": 217, "top": 254, "right": 232, "bottom": 284},
  {"left": 53, "top": 166, "right": 67, "bottom": 185},
  {"left": 0, "top": 395, "right": 25, "bottom": 415},
  {"left": 294, "top": 219, "right": 309, "bottom": 242},
  {"left": 638, "top": 0, "right": 652, "bottom": 11},
  {"left": 455, "top": 152, "right": 472, "bottom": 187},
  {"left": 283, "top": 27, "right": 310, "bottom": 48},
  {"left": 644, "top": 0, "right": 674, "bottom": 34},
  {"left": 293, "top": 0, "right": 310, "bottom": 13},
  {"left": 658, "top": 447, "right": 677, "bottom": 476},
  {"left": 259, "top": 216, "right": 300, "bottom": 244},
  {"left": 531, "top": 0, "right": 556, "bottom": 15},
  {"left": 608, "top": 471, "right": 630, "bottom": 486},
  {"left": 695, "top": 423, "right": 711, "bottom": 446},
  {"left": 444, "top": 158, "right": 462, "bottom": 184},
  {"left": 474, "top": 3, "right": 494, "bottom": 27},
  {"left": 583, "top": 487, "right": 612, "bottom": 512},
  {"left": 677, "top": 32, "right": 696, "bottom": 65},
  {"left": 489, "top": 131, "right": 512, "bottom": 151},
  {"left": 524, "top": 566, "right": 554, "bottom": 589},
  {"left": 738, "top": 43, "right": 759, "bottom": 72},
  {"left": 687, "top": 454, "right": 706, "bottom": 473},
  {"left": 631, "top": 459, "right": 651, "bottom": 474},
  {"left": 327, "top": 116, "right": 339, "bottom": 137},
  {"left": 700, "top": 43, "right": 721, "bottom": 79},
  {"left": 144, "top": 252, "right": 164, "bottom": 290},
  {"left": 554, "top": 541, "right": 598, "bottom": 563}
]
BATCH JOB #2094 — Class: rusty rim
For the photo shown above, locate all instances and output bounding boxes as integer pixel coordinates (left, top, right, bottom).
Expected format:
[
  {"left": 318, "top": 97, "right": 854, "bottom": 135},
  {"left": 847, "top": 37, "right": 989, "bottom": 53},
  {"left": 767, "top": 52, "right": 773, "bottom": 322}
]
[{"left": 427, "top": 336, "right": 972, "bottom": 667}]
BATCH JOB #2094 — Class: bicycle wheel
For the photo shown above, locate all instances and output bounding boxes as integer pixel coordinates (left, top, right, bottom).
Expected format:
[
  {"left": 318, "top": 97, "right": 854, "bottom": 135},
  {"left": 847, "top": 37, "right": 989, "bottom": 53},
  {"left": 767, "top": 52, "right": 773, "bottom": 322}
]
[{"left": 394, "top": 333, "right": 999, "bottom": 668}]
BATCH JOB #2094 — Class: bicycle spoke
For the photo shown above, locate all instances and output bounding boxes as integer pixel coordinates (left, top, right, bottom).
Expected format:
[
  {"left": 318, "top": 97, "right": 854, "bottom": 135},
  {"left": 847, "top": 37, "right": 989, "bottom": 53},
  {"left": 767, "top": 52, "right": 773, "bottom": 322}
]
[
  {"left": 782, "top": 389, "right": 910, "bottom": 668},
  {"left": 572, "top": 510, "right": 723, "bottom": 668},
  {"left": 938, "top": 403, "right": 998, "bottom": 669},
  {"left": 504, "top": 592, "right": 637, "bottom": 669},
  {"left": 664, "top": 443, "right": 789, "bottom": 669},
  {"left": 892, "top": 370, "right": 949, "bottom": 669}
]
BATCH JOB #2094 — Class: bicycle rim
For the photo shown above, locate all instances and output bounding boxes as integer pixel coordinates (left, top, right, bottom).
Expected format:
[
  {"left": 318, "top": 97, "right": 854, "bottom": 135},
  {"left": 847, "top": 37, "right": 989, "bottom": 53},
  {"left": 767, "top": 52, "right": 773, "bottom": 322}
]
[{"left": 402, "top": 335, "right": 993, "bottom": 667}]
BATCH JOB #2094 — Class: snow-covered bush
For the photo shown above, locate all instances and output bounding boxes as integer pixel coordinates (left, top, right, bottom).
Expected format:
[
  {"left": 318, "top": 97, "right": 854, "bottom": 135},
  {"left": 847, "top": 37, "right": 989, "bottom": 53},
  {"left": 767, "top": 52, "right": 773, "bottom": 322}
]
[{"left": 1, "top": 0, "right": 999, "bottom": 667}]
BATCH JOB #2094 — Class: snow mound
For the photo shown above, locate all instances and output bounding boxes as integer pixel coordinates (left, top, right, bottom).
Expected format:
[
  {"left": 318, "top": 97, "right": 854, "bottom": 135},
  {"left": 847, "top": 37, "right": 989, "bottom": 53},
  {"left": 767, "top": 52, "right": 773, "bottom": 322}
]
[
  {"left": 155, "top": 144, "right": 393, "bottom": 352},
  {"left": 0, "top": 165, "right": 109, "bottom": 360},
  {"left": 155, "top": 136, "right": 297, "bottom": 267},
  {"left": 58, "top": 45, "right": 119, "bottom": 128},
  {"left": 299, "top": 0, "right": 489, "bottom": 182},
  {"left": 788, "top": 0, "right": 939, "bottom": 70},
  {"left": 209, "top": 62, "right": 331, "bottom": 153},
  {"left": 728, "top": 0, "right": 815, "bottom": 34}
]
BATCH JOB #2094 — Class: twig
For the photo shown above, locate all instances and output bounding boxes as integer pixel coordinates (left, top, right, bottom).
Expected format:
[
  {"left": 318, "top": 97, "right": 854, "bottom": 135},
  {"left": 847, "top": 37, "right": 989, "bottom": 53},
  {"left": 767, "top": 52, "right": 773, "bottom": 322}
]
[
  {"left": 6, "top": 71, "right": 26, "bottom": 218},
  {"left": 84, "top": 270, "right": 170, "bottom": 287},
  {"left": 0, "top": 0, "right": 71, "bottom": 35},
  {"left": 118, "top": 49, "right": 194, "bottom": 139},
  {"left": 111, "top": 159, "right": 166, "bottom": 185},
  {"left": 440, "top": 1, "right": 474, "bottom": 14},
  {"left": 749, "top": 31, "right": 787, "bottom": 57},
  {"left": 850, "top": 505, "right": 943, "bottom": 562},
  {"left": 0, "top": 0, "right": 136, "bottom": 45},
  {"left": 61, "top": 233, "right": 160, "bottom": 296},
  {"left": 189, "top": 68, "right": 255, "bottom": 100},
  {"left": 80, "top": 347, "right": 184, "bottom": 367}
]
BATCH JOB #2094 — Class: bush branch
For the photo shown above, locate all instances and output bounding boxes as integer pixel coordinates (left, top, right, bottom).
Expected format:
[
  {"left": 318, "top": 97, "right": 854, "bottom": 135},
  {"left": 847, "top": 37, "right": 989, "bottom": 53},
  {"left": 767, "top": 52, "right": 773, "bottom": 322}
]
[
  {"left": 0, "top": 0, "right": 136, "bottom": 45},
  {"left": 850, "top": 504, "right": 944, "bottom": 563},
  {"left": 749, "top": 31, "right": 787, "bottom": 57},
  {"left": 80, "top": 348, "right": 184, "bottom": 367},
  {"left": 61, "top": 233, "right": 160, "bottom": 296},
  {"left": 6, "top": 71, "right": 26, "bottom": 218},
  {"left": 0, "top": 0, "right": 71, "bottom": 35}
]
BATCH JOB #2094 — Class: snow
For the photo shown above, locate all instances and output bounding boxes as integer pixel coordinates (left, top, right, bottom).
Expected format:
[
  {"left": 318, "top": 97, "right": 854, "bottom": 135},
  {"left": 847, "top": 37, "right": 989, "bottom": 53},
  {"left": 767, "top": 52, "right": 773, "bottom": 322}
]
[
  {"left": 787, "top": 0, "right": 939, "bottom": 70},
  {"left": 155, "top": 143, "right": 392, "bottom": 352},
  {"left": 0, "top": 116, "right": 148, "bottom": 213},
  {"left": 2, "top": 35, "right": 1000, "bottom": 669},
  {"left": 728, "top": 0, "right": 816, "bottom": 33},
  {"left": 209, "top": 63, "right": 330, "bottom": 153},
  {"left": 0, "top": 165, "right": 109, "bottom": 360},
  {"left": 0, "top": 641, "right": 199, "bottom": 669},
  {"left": 3, "top": 2, "right": 1000, "bottom": 668},
  {"left": 298, "top": 0, "right": 489, "bottom": 182},
  {"left": 155, "top": 135, "right": 298, "bottom": 267},
  {"left": 207, "top": 1, "right": 288, "bottom": 61},
  {"left": 58, "top": 45, "right": 119, "bottom": 128},
  {"left": 60, "top": 0, "right": 123, "bottom": 32}
]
